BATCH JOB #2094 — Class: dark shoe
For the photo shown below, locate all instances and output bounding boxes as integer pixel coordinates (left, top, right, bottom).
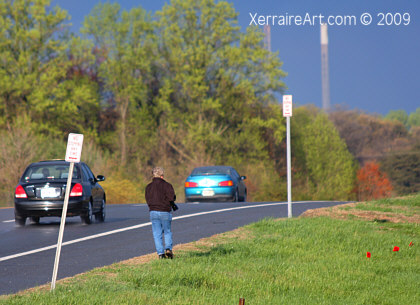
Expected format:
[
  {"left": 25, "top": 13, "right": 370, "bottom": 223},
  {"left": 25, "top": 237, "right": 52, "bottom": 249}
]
[
  {"left": 158, "top": 254, "right": 166, "bottom": 259},
  {"left": 165, "top": 249, "right": 173, "bottom": 259}
]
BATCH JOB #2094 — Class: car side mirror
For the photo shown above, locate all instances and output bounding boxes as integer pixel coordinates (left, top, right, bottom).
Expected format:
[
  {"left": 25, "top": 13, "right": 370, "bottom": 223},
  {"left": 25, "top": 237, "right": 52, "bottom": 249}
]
[
  {"left": 240, "top": 176, "right": 246, "bottom": 180},
  {"left": 96, "top": 175, "right": 105, "bottom": 182}
]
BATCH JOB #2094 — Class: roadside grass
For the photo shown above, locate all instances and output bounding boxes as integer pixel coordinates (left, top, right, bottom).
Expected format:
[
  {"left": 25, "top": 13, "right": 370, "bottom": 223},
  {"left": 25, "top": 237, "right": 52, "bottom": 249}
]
[
  {"left": 341, "top": 203, "right": 417, "bottom": 218},
  {"left": 1, "top": 196, "right": 419, "bottom": 305},
  {"left": 341, "top": 194, "right": 420, "bottom": 217},
  {"left": 374, "top": 194, "right": 420, "bottom": 208}
]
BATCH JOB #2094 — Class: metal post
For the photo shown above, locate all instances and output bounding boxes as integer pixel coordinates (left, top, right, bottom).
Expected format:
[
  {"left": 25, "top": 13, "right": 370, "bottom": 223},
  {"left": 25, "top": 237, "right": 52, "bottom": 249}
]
[
  {"left": 51, "top": 162, "right": 74, "bottom": 291},
  {"left": 287, "top": 116, "right": 292, "bottom": 218}
]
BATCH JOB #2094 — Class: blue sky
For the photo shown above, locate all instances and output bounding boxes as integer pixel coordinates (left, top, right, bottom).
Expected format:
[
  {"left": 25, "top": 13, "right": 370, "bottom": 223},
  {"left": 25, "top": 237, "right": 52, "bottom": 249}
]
[{"left": 51, "top": 0, "right": 419, "bottom": 115}]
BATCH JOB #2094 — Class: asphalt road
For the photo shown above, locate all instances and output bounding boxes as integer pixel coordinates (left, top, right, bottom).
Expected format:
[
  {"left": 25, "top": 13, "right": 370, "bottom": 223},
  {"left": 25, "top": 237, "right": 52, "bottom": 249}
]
[{"left": 0, "top": 200, "right": 348, "bottom": 295}]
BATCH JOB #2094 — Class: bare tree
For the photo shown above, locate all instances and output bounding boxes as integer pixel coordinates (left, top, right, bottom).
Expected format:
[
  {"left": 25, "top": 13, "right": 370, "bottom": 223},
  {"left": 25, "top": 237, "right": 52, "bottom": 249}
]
[{"left": 0, "top": 117, "right": 42, "bottom": 206}]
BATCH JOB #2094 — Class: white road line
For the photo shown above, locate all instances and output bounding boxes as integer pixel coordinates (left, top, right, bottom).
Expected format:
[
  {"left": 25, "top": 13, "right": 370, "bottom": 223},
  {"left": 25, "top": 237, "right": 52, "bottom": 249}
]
[
  {"left": 2, "top": 220, "right": 15, "bottom": 223},
  {"left": 0, "top": 201, "right": 336, "bottom": 262}
]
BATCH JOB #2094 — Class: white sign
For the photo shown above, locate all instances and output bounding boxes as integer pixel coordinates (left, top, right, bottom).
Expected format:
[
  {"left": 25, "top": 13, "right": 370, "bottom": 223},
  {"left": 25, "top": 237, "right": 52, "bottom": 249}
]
[
  {"left": 283, "top": 95, "right": 293, "bottom": 117},
  {"left": 65, "top": 133, "right": 84, "bottom": 163}
]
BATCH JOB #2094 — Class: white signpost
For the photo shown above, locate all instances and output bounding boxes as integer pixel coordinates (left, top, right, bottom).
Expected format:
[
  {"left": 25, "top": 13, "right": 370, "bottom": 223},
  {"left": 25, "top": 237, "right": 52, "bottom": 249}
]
[
  {"left": 51, "top": 133, "right": 83, "bottom": 291},
  {"left": 283, "top": 95, "right": 292, "bottom": 218}
]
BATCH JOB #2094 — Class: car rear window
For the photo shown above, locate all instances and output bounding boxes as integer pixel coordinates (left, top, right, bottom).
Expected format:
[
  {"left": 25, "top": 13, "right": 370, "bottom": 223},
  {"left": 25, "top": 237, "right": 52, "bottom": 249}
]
[
  {"left": 191, "top": 167, "right": 230, "bottom": 175},
  {"left": 22, "top": 164, "right": 80, "bottom": 181}
]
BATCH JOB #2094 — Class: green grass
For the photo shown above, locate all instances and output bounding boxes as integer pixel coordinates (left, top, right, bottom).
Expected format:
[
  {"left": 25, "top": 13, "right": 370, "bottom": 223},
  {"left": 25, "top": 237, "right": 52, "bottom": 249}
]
[
  {"left": 1, "top": 197, "right": 419, "bottom": 305},
  {"left": 373, "top": 193, "right": 420, "bottom": 207},
  {"left": 340, "top": 194, "right": 420, "bottom": 217},
  {"left": 347, "top": 203, "right": 417, "bottom": 217}
]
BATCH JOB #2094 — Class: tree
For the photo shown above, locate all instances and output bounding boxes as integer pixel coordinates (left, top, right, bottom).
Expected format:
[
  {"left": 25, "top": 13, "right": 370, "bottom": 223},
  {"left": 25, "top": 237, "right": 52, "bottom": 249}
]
[
  {"left": 0, "top": 0, "right": 66, "bottom": 122},
  {"left": 410, "top": 126, "right": 420, "bottom": 143},
  {"left": 381, "top": 148, "right": 420, "bottom": 195},
  {"left": 153, "top": 0, "right": 287, "bottom": 167},
  {"left": 0, "top": 0, "right": 100, "bottom": 137},
  {"left": 81, "top": 3, "right": 156, "bottom": 166},
  {"left": 329, "top": 110, "right": 409, "bottom": 162},
  {"left": 0, "top": 116, "right": 42, "bottom": 205},
  {"left": 356, "top": 161, "right": 393, "bottom": 201},
  {"left": 299, "top": 111, "right": 356, "bottom": 200},
  {"left": 385, "top": 109, "right": 408, "bottom": 127},
  {"left": 32, "top": 36, "right": 101, "bottom": 138},
  {"left": 408, "top": 107, "right": 420, "bottom": 128}
]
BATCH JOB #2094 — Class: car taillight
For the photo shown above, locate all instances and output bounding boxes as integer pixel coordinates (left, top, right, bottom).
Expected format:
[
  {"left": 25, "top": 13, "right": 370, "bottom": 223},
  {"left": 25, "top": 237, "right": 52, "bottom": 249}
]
[
  {"left": 185, "top": 181, "right": 198, "bottom": 187},
  {"left": 218, "top": 180, "right": 233, "bottom": 187},
  {"left": 70, "top": 183, "right": 83, "bottom": 197},
  {"left": 15, "top": 185, "right": 27, "bottom": 198}
]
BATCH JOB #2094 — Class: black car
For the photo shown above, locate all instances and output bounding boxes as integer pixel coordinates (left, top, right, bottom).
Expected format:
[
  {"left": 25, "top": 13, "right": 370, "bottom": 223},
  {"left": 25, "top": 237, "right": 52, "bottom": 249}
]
[{"left": 14, "top": 160, "right": 106, "bottom": 226}]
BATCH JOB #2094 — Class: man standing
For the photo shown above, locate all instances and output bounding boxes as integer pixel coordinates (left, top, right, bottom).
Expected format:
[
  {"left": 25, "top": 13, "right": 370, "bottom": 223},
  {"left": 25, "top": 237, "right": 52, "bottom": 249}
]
[{"left": 145, "top": 167, "right": 176, "bottom": 259}]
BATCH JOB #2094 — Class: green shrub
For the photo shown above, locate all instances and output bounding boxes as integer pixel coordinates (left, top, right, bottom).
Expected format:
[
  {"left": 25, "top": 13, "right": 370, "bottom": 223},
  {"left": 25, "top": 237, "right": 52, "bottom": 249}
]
[{"left": 101, "top": 173, "right": 146, "bottom": 204}]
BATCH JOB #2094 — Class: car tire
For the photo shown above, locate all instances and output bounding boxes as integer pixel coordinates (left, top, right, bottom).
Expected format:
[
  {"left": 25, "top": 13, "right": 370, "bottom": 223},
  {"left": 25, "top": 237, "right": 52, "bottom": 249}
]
[
  {"left": 240, "top": 191, "right": 247, "bottom": 202},
  {"left": 95, "top": 198, "right": 106, "bottom": 222},
  {"left": 15, "top": 213, "right": 26, "bottom": 227},
  {"left": 81, "top": 201, "right": 93, "bottom": 225},
  {"left": 30, "top": 216, "right": 40, "bottom": 224},
  {"left": 232, "top": 190, "right": 238, "bottom": 202}
]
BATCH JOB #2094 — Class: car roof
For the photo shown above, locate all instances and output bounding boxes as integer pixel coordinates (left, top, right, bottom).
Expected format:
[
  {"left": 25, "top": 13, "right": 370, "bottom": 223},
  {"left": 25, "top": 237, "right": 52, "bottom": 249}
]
[
  {"left": 193, "top": 166, "right": 234, "bottom": 171},
  {"left": 191, "top": 166, "right": 235, "bottom": 175}
]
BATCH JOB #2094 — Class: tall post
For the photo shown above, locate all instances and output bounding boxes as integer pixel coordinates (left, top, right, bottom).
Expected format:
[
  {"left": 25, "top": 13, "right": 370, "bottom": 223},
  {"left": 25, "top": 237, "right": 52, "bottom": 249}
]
[
  {"left": 282, "top": 95, "right": 293, "bottom": 218},
  {"left": 51, "top": 162, "right": 74, "bottom": 290},
  {"left": 321, "top": 23, "right": 331, "bottom": 112},
  {"left": 51, "top": 133, "right": 83, "bottom": 291},
  {"left": 287, "top": 116, "right": 292, "bottom": 218}
]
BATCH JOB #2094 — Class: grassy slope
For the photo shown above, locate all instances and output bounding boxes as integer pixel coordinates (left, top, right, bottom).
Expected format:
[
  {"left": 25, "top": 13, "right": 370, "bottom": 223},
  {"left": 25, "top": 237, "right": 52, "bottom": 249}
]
[{"left": 1, "top": 196, "right": 419, "bottom": 305}]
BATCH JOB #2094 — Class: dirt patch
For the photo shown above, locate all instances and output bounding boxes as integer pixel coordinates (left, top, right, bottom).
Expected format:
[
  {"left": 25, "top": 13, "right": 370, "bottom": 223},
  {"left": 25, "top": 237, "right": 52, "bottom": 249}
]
[{"left": 300, "top": 203, "right": 420, "bottom": 224}]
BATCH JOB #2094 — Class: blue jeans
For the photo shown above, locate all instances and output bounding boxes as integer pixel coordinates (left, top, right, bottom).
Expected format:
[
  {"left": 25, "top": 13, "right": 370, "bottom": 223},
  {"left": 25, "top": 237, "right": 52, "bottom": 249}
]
[{"left": 150, "top": 211, "right": 173, "bottom": 255}]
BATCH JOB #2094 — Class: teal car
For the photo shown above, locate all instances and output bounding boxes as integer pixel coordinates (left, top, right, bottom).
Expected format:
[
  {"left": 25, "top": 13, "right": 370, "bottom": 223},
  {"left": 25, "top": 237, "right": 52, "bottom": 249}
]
[{"left": 184, "top": 166, "right": 247, "bottom": 202}]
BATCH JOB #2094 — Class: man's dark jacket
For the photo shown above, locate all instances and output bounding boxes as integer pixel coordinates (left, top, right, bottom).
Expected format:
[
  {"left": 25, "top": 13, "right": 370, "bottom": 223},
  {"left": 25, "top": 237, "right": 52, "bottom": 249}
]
[{"left": 145, "top": 177, "right": 176, "bottom": 212}]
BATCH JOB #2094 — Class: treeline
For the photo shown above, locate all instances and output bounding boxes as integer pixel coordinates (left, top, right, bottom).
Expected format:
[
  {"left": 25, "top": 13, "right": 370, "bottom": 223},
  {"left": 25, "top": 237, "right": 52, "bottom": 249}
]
[
  {"left": 0, "top": 0, "right": 419, "bottom": 206},
  {"left": 331, "top": 109, "right": 420, "bottom": 198}
]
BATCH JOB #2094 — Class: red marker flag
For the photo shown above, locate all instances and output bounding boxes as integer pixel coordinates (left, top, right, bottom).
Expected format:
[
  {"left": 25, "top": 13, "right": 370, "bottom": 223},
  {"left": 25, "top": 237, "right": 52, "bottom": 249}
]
[
  {"left": 409, "top": 241, "right": 413, "bottom": 247},
  {"left": 393, "top": 246, "right": 400, "bottom": 252},
  {"left": 366, "top": 252, "right": 371, "bottom": 258}
]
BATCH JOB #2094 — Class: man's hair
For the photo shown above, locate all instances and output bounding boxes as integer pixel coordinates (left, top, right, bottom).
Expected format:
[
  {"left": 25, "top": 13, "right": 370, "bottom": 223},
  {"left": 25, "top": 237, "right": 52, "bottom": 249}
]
[{"left": 152, "top": 167, "right": 164, "bottom": 178}]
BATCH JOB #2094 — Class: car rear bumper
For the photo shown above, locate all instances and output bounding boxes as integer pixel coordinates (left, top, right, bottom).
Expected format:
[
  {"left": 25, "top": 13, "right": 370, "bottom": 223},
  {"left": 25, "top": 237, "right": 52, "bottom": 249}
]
[
  {"left": 185, "top": 186, "right": 235, "bottom": 201},
  {"left": 15, "top": 199, "right": 89, "bottom": 217},
  {"left": 185, "top": 194, "right": 234, "bottom": 201}
]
